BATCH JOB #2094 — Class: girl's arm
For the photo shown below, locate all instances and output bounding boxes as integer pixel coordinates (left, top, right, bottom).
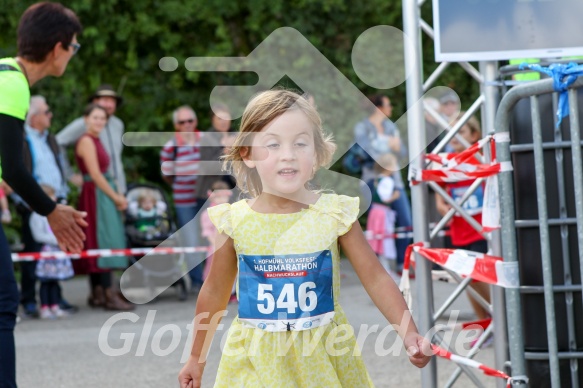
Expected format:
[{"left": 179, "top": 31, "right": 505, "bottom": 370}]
[
  {"left": 385, "top": 189, "right": 400, "bottom": 204},
  {"left": 435, "top": 189, "right": 451, "bottom": 216},
  {"left": 179, "top": 232, "right": 237, "bottom": 388},
  {"left": 76, "top": 137, "right": 126, "bottom": 210},
  {"left": 377, "top": 177, "right": 400, "bottom": 204},
  {"left": 339, "top": 221, "right": 432, "bottom": 368}
]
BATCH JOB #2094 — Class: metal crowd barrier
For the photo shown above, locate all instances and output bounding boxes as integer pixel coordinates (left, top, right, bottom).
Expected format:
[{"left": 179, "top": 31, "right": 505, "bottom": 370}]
[{"left": 495, "top": 75, "right": 583, "bottom": 388}]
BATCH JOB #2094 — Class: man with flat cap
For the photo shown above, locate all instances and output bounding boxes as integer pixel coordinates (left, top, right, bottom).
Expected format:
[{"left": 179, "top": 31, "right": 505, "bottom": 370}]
[{"left": 56, "top": 84, "right": 127, "bottom": 194}]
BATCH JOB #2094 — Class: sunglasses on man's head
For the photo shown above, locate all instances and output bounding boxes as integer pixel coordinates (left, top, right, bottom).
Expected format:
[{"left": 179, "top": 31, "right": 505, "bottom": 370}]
[{"left": 177, "top": 119, "right": 195, "bottom": 125}]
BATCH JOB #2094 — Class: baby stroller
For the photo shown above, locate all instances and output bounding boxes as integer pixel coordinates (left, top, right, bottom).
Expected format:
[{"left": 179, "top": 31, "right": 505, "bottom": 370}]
[{"left": 122, "top": 183, "right": 187, "bottom": 301}]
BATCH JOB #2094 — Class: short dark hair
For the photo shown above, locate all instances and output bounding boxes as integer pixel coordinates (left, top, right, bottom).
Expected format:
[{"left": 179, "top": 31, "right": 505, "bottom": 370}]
[
  {"left": 369, "top": 94, "right": 387, "bottom": 108},
  {"left": 83, "top": 103, "right": 108, "bottom": 118},
  {"left": 17, "top": 2, "right": 82, "bottom": 63},
  {"left": 365, "top": 94, "right": 389, "bottom": 115}
]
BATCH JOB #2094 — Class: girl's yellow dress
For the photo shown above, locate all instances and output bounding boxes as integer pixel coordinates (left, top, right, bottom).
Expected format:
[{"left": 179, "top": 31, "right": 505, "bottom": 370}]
[{"left": 208, "top": 193, "right": 375, "bottom": 388}]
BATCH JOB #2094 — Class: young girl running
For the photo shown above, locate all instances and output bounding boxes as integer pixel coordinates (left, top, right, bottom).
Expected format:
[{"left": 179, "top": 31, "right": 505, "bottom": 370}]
[
  {"left": 179, "top": 89, "right": 431, "bottom": 388},
  {"left": 435, "top": 113, "right": 491, "bottom": 321}
]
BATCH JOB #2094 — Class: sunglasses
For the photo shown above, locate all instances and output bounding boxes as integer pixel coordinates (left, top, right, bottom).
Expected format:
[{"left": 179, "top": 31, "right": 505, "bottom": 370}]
[
  {"left": 177, "top": 119, "right": 195, "bottom": 125},
  {"left": 69, "top": 42, "right": 81, "bottom": 55}
]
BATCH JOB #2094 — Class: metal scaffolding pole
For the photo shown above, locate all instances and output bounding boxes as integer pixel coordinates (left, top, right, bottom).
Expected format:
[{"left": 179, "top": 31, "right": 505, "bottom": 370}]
[
  {"left": 402, "top": 0, "right": 437, "bottom": 386},
  {"left": 479, "top": 61, "right": 508, "bottom": 388}
]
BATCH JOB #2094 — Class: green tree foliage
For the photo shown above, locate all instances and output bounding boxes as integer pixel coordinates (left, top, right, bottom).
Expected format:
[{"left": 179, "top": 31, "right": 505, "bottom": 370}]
[{"left": 0, "top": 0, "right": 477, "bottom": 190}]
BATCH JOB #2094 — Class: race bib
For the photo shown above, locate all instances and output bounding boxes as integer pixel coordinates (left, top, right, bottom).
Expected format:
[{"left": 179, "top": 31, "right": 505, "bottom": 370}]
[
  {"left": 451, "top": 184, "right": 484, "bottom": 216},
  {"left": 237, "top": 250, "right": 335, "bottom": 332}
]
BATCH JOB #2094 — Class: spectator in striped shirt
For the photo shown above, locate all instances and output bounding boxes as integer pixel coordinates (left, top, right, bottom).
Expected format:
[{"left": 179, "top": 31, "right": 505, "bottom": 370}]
[{"left": 160, "top": 106, "right": 205, "bottom": 292}]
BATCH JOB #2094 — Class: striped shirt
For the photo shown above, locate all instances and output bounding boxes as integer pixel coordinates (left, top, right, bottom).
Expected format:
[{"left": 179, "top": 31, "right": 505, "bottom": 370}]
[{"left": 160, "top": 131, "right": 200, "bottom": 207}]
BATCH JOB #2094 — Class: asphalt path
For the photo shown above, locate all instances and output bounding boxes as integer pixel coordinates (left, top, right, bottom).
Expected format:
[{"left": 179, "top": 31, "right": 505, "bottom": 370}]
[{"left": 15, "top": 260, "right": 496, "bottom": 387}]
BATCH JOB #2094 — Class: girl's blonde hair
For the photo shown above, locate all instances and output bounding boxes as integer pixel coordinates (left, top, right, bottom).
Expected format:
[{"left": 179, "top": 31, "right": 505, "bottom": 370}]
[
  {"left": 223, "top": 89, "right": 336, "bottom": 197},
  {"left": 138, "top": 190, "right": 156, "bottom": 206},
  {"left": 373, "top": 153, "right": 398, "bottom": 175}
]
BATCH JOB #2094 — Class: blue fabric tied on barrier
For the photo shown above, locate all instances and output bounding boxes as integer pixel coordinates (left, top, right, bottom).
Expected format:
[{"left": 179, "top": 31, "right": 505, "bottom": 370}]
[{"left": 519, "top": 62, "right": 583, "bottom": 128}]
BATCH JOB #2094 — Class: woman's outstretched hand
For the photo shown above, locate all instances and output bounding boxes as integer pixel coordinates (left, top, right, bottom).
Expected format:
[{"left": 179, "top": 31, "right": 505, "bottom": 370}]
[{"left": 47, "top": 204, "right": 88, "bottom": 253}]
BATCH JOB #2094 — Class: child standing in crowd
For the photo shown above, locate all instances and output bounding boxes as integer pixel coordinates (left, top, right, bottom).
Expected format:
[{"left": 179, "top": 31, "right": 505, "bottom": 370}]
[
  {"left": 179, "top": 89, "right": 431, "bottom": 388},
  {"left": 435, "top": 113, "right": 491, "bottom": 321},
  {"left": 30, "top": 185, "right": 74, "bottom": 319},
  {"left": 366, "top": 153, "right": 400, "bottom": 280},
  {"left": 200, "top": 180, "right": 233, "bottom": 281}
]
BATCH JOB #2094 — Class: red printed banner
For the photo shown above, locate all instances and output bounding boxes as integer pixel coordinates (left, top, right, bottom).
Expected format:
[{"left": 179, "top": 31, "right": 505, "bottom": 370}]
[{"left": 264, "top": 271, "right": 307, "bottom": 278}]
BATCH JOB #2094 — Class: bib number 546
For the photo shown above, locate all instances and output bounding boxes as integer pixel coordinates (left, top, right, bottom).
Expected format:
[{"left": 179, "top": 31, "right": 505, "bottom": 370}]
[{"left": 257, "top": 282, "right": 317, "bottom": 314}]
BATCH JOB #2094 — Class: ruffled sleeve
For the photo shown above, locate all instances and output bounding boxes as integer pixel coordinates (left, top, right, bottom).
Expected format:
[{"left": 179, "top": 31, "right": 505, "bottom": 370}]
[
  {"left": 206, "top": 203, "right": 233, "bottom": 237},
  {"left": 336, "top": 195, "right": 360, "bottom": 236},
  {"left": 309, "top": 194, "right": 360, "bottom": 236}
]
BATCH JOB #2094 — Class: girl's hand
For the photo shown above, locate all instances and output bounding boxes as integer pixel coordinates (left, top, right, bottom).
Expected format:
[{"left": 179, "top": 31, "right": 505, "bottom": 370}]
[
  {"left": 178, "top": 357, "right": 205, "bottom": 388},
  {"left": 403, "top": 333, "right": 433, "bottom": 368}
]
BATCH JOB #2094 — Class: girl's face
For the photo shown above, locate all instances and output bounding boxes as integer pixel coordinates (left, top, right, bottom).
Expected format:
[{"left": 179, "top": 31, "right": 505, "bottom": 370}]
[
  {"left": 85, "top": 108, "right": 107, "bottom": 135},
  {"left": 450, "top": 124, "right": 479, "bottom": 153},
  {"left": 244, "top": 110, "right": 316, "bottom": 198}
]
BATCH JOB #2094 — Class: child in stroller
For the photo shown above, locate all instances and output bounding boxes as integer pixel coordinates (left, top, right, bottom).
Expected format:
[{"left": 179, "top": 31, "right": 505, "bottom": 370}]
[
  {"left": 124, "top": 184, "right": 187, "bottom": 301},
  {"left": 127, "top": 188, "right": 170, "bottom": 243}
]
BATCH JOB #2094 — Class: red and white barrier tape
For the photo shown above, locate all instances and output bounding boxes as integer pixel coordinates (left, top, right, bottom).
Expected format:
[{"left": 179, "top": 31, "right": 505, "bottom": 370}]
[
  {"left": 410, "top": 135, "right": 513, "bottom": 185},
  {"left": 412, "top": 245, "right": 519, "bottom": 288},
  {"left": 12, "top": 246, "right": 210, "bottom": 262},
  {"left": 410, "top": 160, "right": 512, "bottom": 185},
  {"left": 441, "top": 317, "right": 492, "bottom": 332},
  {"left": 398, "top": 242, "right": 519, "bottom": 310},
  {"left": 12, "top": 225, "right": 450, "bottom": 262},
  {"left": 398, "top": 242, "right": 426, "bottom": 308},
  {"left": 431, "top": 344, "right": 512, "bottom": 387}
]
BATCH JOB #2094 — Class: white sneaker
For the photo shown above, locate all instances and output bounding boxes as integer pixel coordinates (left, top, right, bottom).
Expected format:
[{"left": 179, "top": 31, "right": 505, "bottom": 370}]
[
  {"left": 50, "top": 305, "right": 69, "bottom": 318},
  {"left": 40, "top": 307, "right": 55, "bottom": 320}
]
